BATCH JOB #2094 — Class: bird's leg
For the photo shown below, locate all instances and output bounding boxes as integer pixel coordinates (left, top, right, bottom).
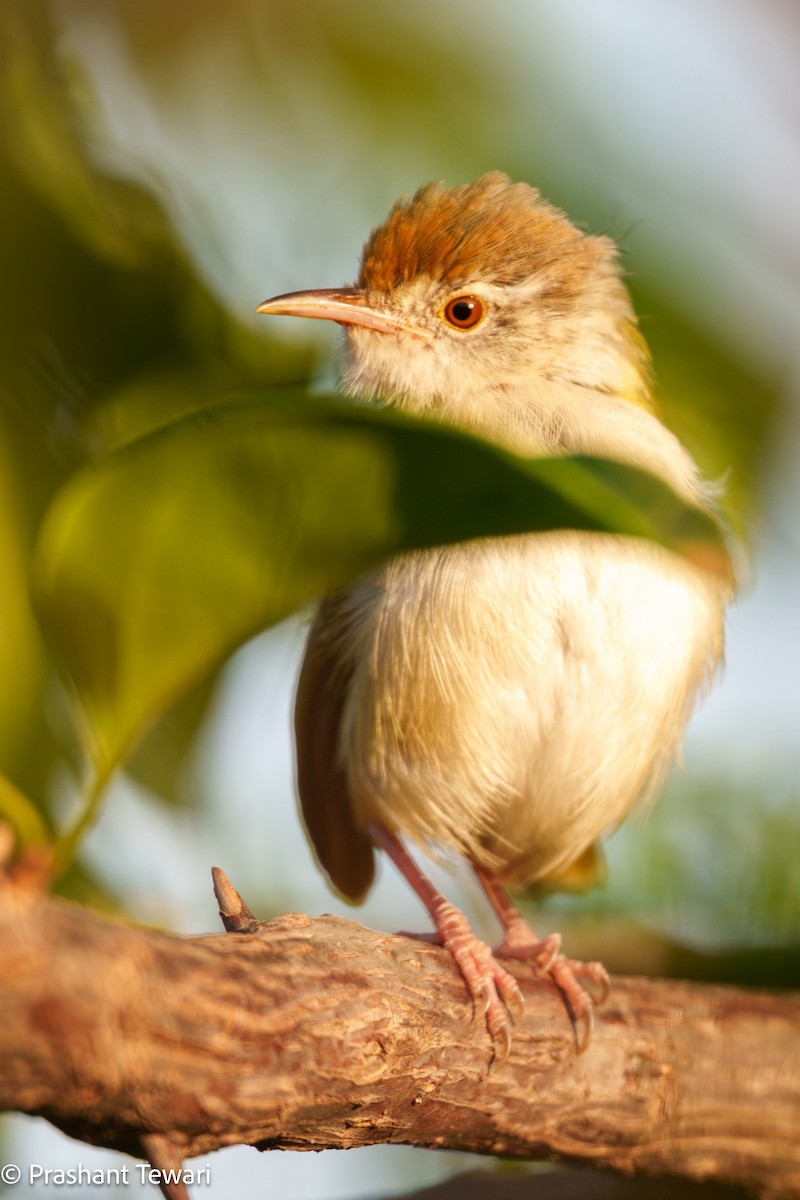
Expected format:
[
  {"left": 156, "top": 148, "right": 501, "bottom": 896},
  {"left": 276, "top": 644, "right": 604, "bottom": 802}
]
[
  {"left": 368, "top": 823, "right": 524, "bottom": 1063},
  {"left": 474, "top": 868, "right": 562, "bottom": 964},
  {"left": 474, "top": 866, "right": 609, "bottom": 1052}
]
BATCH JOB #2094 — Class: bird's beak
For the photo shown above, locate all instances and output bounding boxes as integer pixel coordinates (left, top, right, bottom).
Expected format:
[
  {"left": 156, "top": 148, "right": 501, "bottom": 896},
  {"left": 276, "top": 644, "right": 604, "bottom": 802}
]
[{"left": 256, "top": 287, "right": 432, "bottom": 341}]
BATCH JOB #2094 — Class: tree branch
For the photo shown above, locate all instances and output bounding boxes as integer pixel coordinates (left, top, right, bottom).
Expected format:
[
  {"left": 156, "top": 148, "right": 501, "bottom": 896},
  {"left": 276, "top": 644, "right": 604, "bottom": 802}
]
[{"left": 0, "top": 869, "right": 798, "bottom": 1199}]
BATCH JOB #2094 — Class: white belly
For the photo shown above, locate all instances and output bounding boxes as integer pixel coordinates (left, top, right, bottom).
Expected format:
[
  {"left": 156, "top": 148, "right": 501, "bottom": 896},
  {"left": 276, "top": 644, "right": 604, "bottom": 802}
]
[{"left": 338, "top": 531, "right": 726, "bottom": 886}]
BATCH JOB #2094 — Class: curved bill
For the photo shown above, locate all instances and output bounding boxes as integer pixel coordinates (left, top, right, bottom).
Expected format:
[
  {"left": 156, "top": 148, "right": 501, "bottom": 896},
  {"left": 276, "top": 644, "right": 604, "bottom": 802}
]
[{"left": 256, "top": 287, "right": 432, "bottom": 341}]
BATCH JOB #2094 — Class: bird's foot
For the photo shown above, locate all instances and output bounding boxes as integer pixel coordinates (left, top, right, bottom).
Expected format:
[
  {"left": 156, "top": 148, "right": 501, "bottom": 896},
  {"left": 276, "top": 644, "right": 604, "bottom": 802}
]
[
  {"left": 368, "top": 824, "right": 524, "bottom": 1064},
  {"left": 547, "top": 954, "right": 610, "bottom": 1051},
  {"left": 401, "top": 900, "right": 524, "bottom": 1065},
  {"left": 492, "top": 912, "right": 608, "bottom": 1051},
  {"left": 494, "top": 921, "right": 562, "bottom": 969}
]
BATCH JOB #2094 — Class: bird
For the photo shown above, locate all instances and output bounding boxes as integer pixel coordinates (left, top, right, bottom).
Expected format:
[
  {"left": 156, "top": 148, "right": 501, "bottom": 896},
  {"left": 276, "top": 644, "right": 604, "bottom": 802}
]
[{"left": 257, "top": 172, "right": 731, "bottom": 1060}]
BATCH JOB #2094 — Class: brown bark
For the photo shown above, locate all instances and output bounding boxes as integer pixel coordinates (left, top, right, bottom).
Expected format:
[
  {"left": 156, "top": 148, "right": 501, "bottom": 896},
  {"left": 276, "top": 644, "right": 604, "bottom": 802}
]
[{"left": 0, "top": 869, "right": 798, "bottom": 1199}]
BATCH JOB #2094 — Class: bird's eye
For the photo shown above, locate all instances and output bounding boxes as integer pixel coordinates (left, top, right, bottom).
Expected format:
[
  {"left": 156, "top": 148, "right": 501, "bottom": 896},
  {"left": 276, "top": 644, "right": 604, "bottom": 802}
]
[{"left": 442, "top": 295, "right": 484, "bottom": 330}]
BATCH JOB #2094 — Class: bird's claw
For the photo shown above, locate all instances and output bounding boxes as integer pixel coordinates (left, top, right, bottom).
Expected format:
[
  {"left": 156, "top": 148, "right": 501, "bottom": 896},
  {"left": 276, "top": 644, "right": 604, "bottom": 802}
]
[
  {"left": 490, "top": 914, "right": 609, "bottom": 1052},
  {"left": 454, "top": 936, "right": 524, "bottom": 1053},
  {"left": 416, "top": 900, "right": 526, "bottom": 1064},
  {"left": 545, "top": 953, "right": 608, "bottom": 1052},
  {"left": 495, "top": 927, "right": 562, "bottom": 972},
  {"left": 401, "top": 912, "right": 608, "bottom": 1055}
]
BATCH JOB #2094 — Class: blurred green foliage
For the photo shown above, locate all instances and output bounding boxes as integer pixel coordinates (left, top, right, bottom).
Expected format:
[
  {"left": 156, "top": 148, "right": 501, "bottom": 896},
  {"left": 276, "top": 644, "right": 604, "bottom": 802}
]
[
  {"left": 540, "top": 773, "right": 800, "bottom": 988},
  {"left": 0, "top": 0, "right": 791, "bottom": 970},
  {"left": 0, "top": 0, "right": 313, "bottom": 836},
  {"left": 630, "top": 285, "right": 775, "bottom": 543}
]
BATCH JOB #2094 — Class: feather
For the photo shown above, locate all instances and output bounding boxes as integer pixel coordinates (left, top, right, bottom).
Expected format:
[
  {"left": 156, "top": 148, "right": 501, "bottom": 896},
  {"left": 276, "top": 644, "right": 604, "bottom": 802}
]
[{"left": 294, "top": 597, "right": 375, "bottom": 902}]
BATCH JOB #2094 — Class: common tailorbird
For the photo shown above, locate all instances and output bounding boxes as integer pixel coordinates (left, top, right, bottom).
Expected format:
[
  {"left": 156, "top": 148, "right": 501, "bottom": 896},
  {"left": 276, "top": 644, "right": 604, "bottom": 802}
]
[{"left": 257, "top": 173, "right": 730, "bottom": 1059}]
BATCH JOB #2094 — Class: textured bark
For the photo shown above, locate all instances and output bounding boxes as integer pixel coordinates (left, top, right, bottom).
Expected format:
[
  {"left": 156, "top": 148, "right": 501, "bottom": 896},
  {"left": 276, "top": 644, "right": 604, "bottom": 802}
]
[{"left": 0, "top": 871, "right": 798, "bottom": 1199}]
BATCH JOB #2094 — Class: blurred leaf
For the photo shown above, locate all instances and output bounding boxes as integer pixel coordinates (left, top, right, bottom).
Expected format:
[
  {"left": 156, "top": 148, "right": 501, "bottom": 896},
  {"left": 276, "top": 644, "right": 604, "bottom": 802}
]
[
  {"left": 0, "top": 415, "right": 49, "bottom": 792},
  {"left": 67, "top": 0, "right": 500, "bottom": 162},
  {"left": 631, "top": 285, "right": 780, "bottom": 542},
  {"left": 34, "top": 390, "right": 727, "bottom": 855},
  {"left": 0, "top": 774, "right": 49, "bottom": 848},
  {"left": 629, "top": 773, "right": 800, "bottom": 950},
  {"left": 1, "top": 4, "right": 175, "bottom": 271},
  {"left": 542, "top": 772, "right": 800, "bottom": 960},
  {"left": 0, "top": 2, "right": 305, "bottom": 449},
  {"left": 83, "top": 363, "right": 285, "bottom": 455},
  {"left": 127, "top": 670, "right": 220, "bottom": 804},
  {"left": 53, "top": 854, "right": 125, "bottom": 912}
]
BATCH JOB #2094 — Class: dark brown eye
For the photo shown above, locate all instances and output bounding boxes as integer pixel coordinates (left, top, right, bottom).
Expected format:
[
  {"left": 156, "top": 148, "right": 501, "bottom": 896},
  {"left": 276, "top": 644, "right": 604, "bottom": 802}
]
[{"left": 442, "top": 295, "right": 484, "bottom": 330}]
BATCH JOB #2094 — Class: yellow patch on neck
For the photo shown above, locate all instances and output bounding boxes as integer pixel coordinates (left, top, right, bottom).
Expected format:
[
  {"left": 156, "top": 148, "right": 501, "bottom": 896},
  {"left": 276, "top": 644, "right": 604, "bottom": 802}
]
[{"left": 618, "top": 321, "right": 657, "bottom": 414}]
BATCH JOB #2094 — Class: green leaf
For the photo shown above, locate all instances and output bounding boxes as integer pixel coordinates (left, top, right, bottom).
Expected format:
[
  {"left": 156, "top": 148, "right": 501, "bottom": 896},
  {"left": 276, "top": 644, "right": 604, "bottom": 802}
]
[
  {"left": 33, "top": 391, "right": 727, "bottom": 859},
  {"left": 0, "top": 773, "right": 49, "bottom": 848}
]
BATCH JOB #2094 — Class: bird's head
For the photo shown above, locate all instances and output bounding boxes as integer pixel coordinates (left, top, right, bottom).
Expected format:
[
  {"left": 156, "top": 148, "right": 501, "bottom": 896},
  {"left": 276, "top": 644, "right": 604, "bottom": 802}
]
[{"left": 258, "top": 173, "right": 653, "bottom": 453}]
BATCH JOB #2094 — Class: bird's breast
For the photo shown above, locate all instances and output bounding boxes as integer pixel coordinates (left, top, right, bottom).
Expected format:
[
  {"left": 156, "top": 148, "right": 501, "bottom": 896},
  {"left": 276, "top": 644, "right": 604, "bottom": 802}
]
[{"left": 331, "top": 530, "right": 726, "bottom": 885}]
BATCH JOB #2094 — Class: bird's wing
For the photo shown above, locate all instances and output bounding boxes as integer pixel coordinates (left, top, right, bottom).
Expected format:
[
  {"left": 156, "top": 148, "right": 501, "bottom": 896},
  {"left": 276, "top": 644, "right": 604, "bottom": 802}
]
[{"left": 294, "top": 598, "right": 375, "bottom": 902}]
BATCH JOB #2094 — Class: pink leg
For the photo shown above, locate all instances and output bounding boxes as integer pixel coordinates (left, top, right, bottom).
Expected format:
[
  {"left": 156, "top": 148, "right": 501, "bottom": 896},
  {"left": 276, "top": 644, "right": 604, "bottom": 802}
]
[
  {"left": 475, "top": 866, "right": 609, "bottom": 1052},
  {"left": 369, "top": 824, "right": 523, "bottom": 1064}
]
